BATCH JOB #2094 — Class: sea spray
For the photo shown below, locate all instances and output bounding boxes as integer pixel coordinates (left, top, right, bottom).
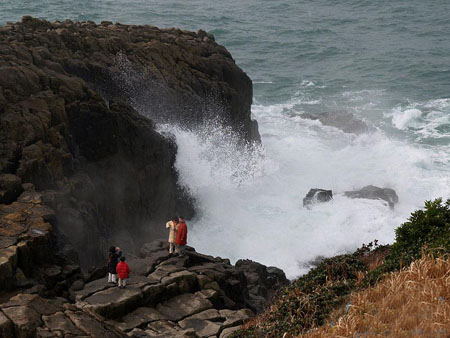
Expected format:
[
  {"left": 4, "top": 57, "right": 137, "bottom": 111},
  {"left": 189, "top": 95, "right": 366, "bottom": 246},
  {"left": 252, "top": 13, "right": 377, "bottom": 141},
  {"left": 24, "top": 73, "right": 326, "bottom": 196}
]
[{"left": 156, "top": 103, "right": 449, "bottom": 278}]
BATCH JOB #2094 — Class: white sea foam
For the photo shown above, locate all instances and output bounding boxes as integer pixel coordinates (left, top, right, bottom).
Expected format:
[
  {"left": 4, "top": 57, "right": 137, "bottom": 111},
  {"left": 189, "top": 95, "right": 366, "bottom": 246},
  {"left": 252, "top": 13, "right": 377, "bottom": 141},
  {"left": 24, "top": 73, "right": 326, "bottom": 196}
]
[
  {"left": 391, "top": 108, "right": 422, "bottom": 129},
  {"left": 158, "top": 101, "right": 450, "bottom": 279},
  {"left": 300, "top": 80, "right": 325, "bottom": 88},
  {"left": 390, "top": 99, "right": 450, "bottom": 139}
]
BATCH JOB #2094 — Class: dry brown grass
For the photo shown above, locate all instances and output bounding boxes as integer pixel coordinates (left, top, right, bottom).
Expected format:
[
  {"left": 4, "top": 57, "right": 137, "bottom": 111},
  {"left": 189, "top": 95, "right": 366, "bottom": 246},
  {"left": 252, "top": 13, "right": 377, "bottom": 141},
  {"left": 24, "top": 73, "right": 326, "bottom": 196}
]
[{"left": 300, "top": 254, "right": 450, "bottom": 338}]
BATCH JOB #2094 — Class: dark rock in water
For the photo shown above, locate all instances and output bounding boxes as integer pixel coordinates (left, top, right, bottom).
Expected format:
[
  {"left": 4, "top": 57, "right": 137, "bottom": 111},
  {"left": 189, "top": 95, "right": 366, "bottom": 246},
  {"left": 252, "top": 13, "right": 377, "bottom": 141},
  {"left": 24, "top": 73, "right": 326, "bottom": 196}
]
[
  {"left": 344, "top": 185, "right": 399, "bottom": 208},
  {"left": 303, "top": 189, "right": 333, "bottom": 207},
  {"left": 301, "top": 111, "right": 369, "bottom": 134}
]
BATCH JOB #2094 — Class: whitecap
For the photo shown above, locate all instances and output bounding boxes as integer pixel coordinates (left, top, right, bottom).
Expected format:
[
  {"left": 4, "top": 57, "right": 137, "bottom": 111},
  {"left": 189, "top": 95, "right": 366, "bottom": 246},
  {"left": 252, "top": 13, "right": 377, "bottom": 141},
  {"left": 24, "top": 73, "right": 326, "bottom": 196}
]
[
  {"left": 391, "top": 107, "right": 422, "bottom": 129},
  {"left": 158, "top": 102, "right": 450, "bottom": 279}
]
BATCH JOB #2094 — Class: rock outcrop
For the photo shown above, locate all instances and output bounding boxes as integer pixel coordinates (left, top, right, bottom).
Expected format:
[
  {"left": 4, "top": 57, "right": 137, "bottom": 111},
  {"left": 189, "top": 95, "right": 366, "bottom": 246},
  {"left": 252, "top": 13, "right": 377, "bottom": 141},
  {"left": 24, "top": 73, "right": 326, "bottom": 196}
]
[
  {"left": 300, "top": 111, "right": 369, "bottom": 135},
  {"left": 303, "top": 189, "right": 333, "bottom": 208},
  {"left": 0, "top": 16, "right": 259, "bottom": 268},
  {"left": 0, "top": 17, "right": 275, "bottom": 337},
  {"left": 344, "top": 185, "right": 399, "bottom": 208},
  {"left": 0, "top": 238, "right": 288, "bottom": 338},
  {"left": 0, "top": 293, "right": 126, "bottom": 337},
  {"left": 0, "top": 188, "right": 86, "bottom": 295},
  {"left": 72, "top": 241, "right": 288, "bottom": 337}
]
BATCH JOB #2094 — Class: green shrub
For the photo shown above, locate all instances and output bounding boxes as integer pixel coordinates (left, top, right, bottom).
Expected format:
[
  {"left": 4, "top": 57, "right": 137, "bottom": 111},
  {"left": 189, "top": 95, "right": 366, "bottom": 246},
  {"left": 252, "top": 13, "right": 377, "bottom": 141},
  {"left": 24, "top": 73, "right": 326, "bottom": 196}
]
[
  {"left": 234, "top": 199, "right": 450, "bottom": 337},
  {"left": 372, "top": 198, "right": 450, "bottom": 277},
  {"left": 392, "top": 198, "right": 450, "bottom": 261}
]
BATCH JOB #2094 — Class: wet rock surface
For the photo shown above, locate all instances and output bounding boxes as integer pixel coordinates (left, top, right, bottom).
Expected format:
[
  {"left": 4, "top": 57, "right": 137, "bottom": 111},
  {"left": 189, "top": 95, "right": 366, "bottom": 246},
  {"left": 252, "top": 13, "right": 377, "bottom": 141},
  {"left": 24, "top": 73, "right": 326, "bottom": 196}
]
[
  {"left": 344, "top": 185, "right": 399, "bottom": 208},
  {"left": 300, "top": 111, "right": 370, "bottom": 134},
  {"left": 0, "top": 16, "right": 259, "bottom": 268},
  {"left": 303, "top": 188, "right": 333, "bottom": 208}
]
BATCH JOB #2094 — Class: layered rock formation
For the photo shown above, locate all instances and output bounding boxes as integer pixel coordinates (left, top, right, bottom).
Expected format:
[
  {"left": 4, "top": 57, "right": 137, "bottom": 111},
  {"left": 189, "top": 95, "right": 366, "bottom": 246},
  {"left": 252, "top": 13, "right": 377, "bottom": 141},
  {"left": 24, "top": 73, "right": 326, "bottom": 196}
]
[
  {"left": 0, "top": 16, "right": 285, "bottom": 338},
  {"left": 0, "top": 16, "right": 259, "bottom": 268},
  {"left": 0, "top": 238, "right": 288, "bottom": 337},
  {"left": 0, "top": 294, "right": 126, "bottom": 337},
  {"left": 75, "top": 241, "right": 288, "bottom": 337}
]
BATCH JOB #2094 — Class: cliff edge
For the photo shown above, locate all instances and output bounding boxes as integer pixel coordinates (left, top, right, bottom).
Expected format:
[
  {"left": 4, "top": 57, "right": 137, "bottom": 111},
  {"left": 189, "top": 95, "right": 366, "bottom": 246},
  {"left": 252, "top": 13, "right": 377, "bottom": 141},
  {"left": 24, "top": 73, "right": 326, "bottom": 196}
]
[{"left": 0, "top": 16, "right": 259, "bottom": 268}]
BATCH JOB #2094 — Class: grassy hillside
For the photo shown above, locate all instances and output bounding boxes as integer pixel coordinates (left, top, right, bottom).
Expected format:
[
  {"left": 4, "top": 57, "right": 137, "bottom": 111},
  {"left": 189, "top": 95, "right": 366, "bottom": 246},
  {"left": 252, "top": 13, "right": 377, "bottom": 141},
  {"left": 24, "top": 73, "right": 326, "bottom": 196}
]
[
  {"left": 302, "top": 253, "right": 449, "bottom": 337},
  {"left": 232, "top": 198, "right": 450, "bottom": 337}
]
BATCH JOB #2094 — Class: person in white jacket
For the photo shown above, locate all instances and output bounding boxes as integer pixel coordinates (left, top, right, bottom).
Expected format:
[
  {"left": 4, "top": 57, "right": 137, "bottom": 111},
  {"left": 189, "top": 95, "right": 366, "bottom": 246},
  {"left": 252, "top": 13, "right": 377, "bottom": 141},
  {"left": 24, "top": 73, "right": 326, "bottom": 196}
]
[{"left": 166, "top": 217, "right": 179, "bottom": 254}]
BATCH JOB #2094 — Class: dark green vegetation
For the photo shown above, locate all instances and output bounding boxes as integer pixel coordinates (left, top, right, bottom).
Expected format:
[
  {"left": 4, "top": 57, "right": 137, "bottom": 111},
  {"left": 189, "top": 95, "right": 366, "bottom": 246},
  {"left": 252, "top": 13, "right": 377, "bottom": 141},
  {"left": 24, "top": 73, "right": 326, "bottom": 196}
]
[{"left": 232, "top": 198, "right": 450, "bottom": 337}]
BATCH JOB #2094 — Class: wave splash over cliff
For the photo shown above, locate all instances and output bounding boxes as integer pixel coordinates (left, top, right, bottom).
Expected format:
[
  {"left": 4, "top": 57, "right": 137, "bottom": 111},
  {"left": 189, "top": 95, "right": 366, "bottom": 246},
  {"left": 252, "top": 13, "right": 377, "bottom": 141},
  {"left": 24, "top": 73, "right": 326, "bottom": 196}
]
[{"left": 160, "top": 98, "right": 450, "bottom": 279}]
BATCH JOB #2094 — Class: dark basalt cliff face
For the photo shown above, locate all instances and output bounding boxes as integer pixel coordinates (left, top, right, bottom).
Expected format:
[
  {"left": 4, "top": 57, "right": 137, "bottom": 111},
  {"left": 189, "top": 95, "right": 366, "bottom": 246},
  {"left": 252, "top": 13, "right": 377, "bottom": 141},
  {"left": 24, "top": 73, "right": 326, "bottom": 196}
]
[{"left": 0, "top": 16, "right": 259, "bottom": 269}]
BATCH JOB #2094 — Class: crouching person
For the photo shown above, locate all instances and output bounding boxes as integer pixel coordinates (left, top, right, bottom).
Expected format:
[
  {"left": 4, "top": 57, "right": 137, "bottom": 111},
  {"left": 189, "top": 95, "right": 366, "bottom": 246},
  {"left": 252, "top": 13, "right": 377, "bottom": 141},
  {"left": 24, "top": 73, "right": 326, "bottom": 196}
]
[{"left": 116, "top": 256, "right": 130, "bottom": 289}]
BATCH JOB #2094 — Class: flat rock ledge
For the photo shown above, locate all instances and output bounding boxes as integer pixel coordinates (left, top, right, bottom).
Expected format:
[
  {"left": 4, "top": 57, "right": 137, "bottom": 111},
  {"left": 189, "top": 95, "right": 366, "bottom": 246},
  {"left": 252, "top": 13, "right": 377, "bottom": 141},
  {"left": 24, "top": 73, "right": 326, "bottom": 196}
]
[
  {"left": 0, "top": 240, "right": 289, "bottom": 337},
  {"left": 0, "top": 293, "right": 125, "bottom": 338},
  {"left": 72, "top": 241, "right": 288, "bottom": 337}
]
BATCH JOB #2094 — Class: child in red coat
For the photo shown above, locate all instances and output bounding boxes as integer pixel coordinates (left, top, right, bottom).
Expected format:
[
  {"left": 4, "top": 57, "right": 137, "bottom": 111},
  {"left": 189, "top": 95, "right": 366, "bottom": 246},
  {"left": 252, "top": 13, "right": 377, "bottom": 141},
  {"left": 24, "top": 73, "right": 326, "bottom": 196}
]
[{"left": 116, "top": 256, "right": 130, "bottom": 289}]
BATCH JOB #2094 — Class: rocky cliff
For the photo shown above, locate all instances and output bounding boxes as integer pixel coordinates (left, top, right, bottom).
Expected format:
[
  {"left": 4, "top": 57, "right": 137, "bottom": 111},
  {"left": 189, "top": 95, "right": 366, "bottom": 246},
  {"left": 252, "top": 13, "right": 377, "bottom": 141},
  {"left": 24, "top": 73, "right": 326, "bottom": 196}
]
[{"left": 0, "top": 16, "right": 259, "bottom": 269}]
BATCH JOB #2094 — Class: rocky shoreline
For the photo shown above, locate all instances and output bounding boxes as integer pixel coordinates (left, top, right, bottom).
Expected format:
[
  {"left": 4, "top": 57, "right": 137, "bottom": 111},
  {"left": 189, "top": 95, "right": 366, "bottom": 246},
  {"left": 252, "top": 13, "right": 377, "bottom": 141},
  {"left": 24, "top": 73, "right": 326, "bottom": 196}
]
[
  {"left": 0, "top": 16, "right": 259, "bottom": 268},
  {"left": 0, "top": 189, "right": 288, "bottom": 337},
  {"left": 0, "top": 17, "right": 285, "bottom": 338}
]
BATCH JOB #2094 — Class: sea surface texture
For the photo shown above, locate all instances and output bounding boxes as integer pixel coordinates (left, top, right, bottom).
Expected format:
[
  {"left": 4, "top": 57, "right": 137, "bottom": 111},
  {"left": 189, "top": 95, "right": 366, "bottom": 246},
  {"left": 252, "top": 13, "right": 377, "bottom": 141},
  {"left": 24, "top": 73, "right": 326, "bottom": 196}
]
[{"left": 2, "top": 0, "right": 449, "bottom": 277}]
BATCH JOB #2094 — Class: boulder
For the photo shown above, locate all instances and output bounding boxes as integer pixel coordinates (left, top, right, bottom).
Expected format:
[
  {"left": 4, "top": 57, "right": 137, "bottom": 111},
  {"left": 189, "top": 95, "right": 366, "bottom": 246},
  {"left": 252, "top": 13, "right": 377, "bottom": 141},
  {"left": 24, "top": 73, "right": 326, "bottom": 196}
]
[
  {"left": 42, "top": 311, "right": 85, "bottom": 336},
  {"left": 344, "top": 185, "right": 399, "bottom": 208},
  {"left": 222, "top": 308, "right": 254, "bottom": 328},
  {"left": 85, "top": 265, "right": 108, "bottom": 283},
  {"left": 0, "top": 289, "right": 125, "bottom": 337},
  {"left": 0, "top": 174, "right": 23, "bottom": 204},
  {"left": 1, "top": 305, "right": 42, "bottom": 337},
  {"left": 220, "top": 326, "right": 242, "bottom": 338},
  {"left": 0, "top": 311, "right": 14, "bottom": 338},
  {"left": 74, "top": 278, "right": 114, "bottom": 301},
  {"left": 81, "top": 286, "right": 144, "bottom": 318},
  {"left": 113, "top": 307, "right": 165, "bottom": 332},
  {"left": 303, "top": 189, "right": 333, "bottom": 208},
  {"left": 178, "top": 318, "right": 221, "bottom": 337},
  {"left": 300, "top": 111, "right": 369, "bottom": 135},
  {"left": 156, "top": 293, "right": 213, "bottom": 321},
  {"left": 161, "top": 271, "right": 198, "bottom": 293},
  {"left": 235, "top": 259, "right": 289, "bottom": 312},
  {"left": 142, "top": 284, "right": 165, "bottom": 305},
  {"left": 182, "top": 309, "right": 223, "bottom": 322},
  {"left": 64, "top": 310, "right": 125, "bottom": 337},
  {"left": 145, "top": 320, "right": 199, "bottom": 338},
  {"left": 139, "top": 241, "right": 168, "bottom": 258},
  {"left": 0, "top": 295, "right": 62, "bottom": 337}
]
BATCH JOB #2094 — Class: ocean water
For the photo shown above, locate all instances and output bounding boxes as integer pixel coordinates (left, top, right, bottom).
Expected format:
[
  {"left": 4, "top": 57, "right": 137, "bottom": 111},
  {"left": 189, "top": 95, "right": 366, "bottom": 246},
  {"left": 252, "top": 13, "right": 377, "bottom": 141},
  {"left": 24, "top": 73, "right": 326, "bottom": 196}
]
[{"left": 2, "top": 0, "right": 450, "bottom": 278}]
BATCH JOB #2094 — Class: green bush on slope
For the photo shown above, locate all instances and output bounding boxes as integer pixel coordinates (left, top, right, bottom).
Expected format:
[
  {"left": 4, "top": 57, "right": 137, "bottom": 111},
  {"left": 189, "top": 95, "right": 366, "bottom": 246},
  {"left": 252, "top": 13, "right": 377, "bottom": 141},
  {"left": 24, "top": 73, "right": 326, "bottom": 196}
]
[
  {"left": 233, "top": 198, "right": 450, "bottom": 337},
  {"left": 392, "top": 198, "right": 450, "bottom": 263}
]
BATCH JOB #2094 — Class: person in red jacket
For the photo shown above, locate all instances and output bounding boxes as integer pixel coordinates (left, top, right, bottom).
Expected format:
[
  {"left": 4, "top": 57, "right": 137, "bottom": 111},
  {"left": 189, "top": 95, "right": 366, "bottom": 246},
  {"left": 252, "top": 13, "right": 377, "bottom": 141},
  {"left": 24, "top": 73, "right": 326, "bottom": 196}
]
[
  {"left": 116, "top": 256, "right": 130, "bottom": 289},
  {"left": 175, "top": 216, "right": 188, "bottom": 257}
]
